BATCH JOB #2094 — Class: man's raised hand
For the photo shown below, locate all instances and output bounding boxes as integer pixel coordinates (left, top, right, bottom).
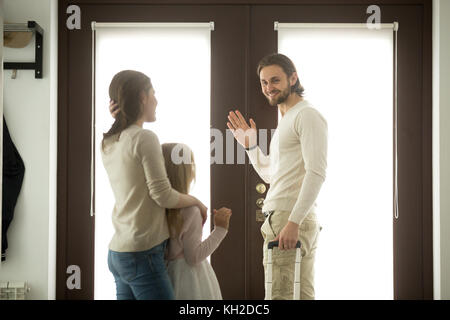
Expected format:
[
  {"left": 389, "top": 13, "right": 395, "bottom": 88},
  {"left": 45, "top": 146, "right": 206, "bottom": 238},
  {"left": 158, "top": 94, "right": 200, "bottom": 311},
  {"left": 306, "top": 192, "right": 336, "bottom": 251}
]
[{"left": 226, "top": 110, "right": 257, "bottom": 149}]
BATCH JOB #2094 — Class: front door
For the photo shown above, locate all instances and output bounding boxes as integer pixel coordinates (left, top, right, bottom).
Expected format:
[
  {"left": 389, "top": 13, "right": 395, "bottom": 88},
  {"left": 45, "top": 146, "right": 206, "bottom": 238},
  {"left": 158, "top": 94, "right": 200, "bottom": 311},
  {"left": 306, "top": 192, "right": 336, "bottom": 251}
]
[
  {"left": 213, "top": 3, "right": 432, "bottom": 300},
  {"left": 58, "top": 0, "right": 432, "bottom": 300}
]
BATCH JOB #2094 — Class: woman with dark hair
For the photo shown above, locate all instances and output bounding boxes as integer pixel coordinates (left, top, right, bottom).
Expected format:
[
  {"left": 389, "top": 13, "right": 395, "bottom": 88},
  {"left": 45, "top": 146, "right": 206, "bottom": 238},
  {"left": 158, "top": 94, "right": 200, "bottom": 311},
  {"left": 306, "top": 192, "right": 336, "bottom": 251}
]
[{"left": 101, "top": 70, "right": 207, "bottom": 300}]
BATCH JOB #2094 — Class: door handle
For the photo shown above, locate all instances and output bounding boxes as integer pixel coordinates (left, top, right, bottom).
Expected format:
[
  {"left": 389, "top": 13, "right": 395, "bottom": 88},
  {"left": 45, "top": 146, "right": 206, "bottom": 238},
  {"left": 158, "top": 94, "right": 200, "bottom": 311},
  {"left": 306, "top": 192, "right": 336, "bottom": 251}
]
[
  {"left": 256, "top": 198, "right": 265, "bottom": 221},
  {"left": 255, "top": 184, "right": 267, "bottom": 222},
  {"left": 256, "top": 209, "right": 265, "bottom": 222}
]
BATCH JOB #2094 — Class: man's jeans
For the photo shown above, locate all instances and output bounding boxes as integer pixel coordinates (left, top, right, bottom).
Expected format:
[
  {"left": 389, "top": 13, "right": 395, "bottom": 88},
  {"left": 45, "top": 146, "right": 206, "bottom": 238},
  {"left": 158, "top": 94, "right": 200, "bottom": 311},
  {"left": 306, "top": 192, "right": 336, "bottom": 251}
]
[
  {"left": 261, "top": 211, "right": 320, "bottom": 300},
  {"left": 108, "top": 240, "right": 175, "bottom": 300}
]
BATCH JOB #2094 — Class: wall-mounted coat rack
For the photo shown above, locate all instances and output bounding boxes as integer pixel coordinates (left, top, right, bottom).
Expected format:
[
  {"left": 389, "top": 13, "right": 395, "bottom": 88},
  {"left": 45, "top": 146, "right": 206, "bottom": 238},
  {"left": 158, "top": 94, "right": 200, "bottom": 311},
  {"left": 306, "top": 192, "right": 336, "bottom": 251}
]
[{"left": 3, "top": 21, "right": 43, "bottom": 79}]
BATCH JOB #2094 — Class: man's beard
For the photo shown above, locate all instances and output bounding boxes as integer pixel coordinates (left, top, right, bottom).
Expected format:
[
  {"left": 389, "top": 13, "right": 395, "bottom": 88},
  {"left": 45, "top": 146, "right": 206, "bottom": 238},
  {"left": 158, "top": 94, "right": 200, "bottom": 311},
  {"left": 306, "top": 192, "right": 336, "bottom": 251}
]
[{"left": 267, "top": 85, "right": 290, "bottom": 106}]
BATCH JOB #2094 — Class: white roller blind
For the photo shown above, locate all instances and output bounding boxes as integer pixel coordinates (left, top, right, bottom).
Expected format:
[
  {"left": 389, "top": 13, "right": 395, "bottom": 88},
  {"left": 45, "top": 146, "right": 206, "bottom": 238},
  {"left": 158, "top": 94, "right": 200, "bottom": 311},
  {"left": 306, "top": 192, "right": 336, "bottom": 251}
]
[
  {"left": 277, "top": 23, "right": 395, "bottom": 299},
  {"left": 92, "top": 22, "right": 212, "bottom": 300}
]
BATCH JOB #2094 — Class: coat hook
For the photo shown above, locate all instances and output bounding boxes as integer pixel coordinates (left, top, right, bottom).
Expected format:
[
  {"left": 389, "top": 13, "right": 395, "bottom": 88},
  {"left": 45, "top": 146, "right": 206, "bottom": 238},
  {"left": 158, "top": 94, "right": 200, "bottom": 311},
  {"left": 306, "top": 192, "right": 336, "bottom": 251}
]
[{"left": 11, "top": 69, "right": 17, "bottom": 79}]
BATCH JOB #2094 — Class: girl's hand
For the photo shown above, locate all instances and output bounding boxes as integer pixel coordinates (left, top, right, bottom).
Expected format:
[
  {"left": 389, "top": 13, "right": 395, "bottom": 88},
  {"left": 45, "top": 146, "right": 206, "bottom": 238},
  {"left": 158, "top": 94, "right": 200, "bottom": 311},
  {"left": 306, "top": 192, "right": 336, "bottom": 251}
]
[
  {"left": 213, "top": 207, "right": 232, "bottom": 230},
  {"left": 227, "top": 110, "right": 257, "bottom": 149},
  {"left": 109, "top": 100, "right": 119, "bottom": 119}
]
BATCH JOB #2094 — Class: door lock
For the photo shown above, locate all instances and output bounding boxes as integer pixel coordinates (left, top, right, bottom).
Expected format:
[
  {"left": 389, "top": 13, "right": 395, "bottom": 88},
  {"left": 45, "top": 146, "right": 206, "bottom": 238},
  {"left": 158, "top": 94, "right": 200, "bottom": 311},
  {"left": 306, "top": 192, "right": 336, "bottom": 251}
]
[
  {"left": 256, "top": 183, "right": 267, "bottom": 194},
  {"left": 256, "top": 197, "right": 265, "bottom": 209}
]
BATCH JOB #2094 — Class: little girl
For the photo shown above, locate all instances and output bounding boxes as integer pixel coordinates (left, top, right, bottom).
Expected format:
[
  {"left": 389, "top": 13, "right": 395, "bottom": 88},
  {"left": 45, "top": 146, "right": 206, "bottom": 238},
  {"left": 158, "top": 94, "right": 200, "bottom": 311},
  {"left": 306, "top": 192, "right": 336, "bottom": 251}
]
[{"left": 161, "top": 143, "right": 232, "bottom": 300}]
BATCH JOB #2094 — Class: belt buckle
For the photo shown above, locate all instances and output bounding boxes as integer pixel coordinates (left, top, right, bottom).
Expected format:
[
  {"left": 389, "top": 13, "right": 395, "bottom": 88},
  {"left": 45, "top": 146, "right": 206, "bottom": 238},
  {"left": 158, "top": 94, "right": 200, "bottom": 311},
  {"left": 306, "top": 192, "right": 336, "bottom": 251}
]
[{"left": 263, "top": 210, "right": 274, "bottom": 218}]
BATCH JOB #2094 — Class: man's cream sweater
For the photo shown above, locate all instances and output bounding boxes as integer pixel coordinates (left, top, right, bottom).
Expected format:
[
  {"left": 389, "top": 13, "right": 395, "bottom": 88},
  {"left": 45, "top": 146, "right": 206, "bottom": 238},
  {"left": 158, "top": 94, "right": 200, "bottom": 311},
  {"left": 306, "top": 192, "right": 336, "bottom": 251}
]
[
  {"left": 247, "top": 99, "right": 328, "bottom": 225},
  {"left": 101, "top": 125, "right": 180, "bottom": 252}
]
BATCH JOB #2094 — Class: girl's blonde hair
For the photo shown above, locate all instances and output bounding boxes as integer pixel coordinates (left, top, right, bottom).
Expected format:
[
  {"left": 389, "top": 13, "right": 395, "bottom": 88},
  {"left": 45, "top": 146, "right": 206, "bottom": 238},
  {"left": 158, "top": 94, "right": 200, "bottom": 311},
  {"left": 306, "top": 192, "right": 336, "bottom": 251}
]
[{"left": 161, "top": 143, "right": 196, "bottom": 237}]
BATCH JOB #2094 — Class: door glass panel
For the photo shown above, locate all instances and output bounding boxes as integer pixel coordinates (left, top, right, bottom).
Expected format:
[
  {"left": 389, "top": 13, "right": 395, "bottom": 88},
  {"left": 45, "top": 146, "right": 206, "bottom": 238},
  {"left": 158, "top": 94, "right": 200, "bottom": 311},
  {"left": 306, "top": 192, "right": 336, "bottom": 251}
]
[
  {"left": 94, "top": 25, "right": 211, "bottom": 300},
  {"left": 278, "top": 26, "right": 394, "bottom": 299}
]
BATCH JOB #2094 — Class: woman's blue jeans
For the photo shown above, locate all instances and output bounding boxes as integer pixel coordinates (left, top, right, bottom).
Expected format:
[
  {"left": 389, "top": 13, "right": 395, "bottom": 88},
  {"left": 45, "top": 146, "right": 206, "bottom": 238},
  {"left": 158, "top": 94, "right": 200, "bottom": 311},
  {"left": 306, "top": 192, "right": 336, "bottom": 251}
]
[{"left": 108, "top": 240, "right": 175, "bottom": 300}]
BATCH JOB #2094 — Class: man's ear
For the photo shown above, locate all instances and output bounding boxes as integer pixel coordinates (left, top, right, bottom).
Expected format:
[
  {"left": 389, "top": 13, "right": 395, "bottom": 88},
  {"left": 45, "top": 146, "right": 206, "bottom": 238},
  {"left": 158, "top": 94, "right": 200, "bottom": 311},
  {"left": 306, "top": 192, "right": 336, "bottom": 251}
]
[{"left": 290, "top": 72, "right": 298, "bottom": 86}]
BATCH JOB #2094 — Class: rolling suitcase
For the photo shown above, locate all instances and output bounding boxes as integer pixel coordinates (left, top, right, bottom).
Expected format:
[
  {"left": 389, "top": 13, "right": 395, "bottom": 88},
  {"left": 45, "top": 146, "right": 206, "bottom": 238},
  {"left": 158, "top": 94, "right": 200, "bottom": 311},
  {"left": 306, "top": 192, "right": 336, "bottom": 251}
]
[{"left": 266, "top": 240, "right": 302, "bottom": 300}]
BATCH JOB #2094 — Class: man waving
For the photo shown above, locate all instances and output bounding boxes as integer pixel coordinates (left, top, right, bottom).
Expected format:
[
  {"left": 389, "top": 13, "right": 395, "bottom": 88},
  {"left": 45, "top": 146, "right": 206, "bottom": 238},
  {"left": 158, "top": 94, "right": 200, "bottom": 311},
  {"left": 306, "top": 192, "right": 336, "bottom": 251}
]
[{"left": 227, "top": 53, "right": 328, "bottom": 300}]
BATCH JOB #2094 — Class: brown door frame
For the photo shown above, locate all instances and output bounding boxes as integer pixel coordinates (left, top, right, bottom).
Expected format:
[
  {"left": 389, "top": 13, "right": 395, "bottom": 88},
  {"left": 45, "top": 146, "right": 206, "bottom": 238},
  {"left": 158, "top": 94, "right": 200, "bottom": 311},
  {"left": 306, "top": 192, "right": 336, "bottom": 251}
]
[{"left": 58, "top": 0, "right": 432, "bottom": 300}]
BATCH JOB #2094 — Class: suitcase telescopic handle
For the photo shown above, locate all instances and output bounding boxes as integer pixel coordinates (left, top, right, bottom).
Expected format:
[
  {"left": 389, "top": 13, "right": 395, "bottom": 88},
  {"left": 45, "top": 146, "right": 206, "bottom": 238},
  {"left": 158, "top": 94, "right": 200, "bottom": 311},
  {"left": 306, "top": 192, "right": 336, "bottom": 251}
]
[{"left": 268, "top": 240, "right": 301, "bottom": 249}]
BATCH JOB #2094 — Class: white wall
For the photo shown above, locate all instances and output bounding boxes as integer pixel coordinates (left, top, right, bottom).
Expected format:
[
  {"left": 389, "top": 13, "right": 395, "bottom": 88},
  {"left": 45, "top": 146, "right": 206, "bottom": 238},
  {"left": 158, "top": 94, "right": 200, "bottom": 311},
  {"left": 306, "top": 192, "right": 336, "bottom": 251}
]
[
  {"left": 434, "top": 0, "right": 450, "bottom": 300},
  {"left": 0, "top": 1, "right": 3, "bottom": 265},
  {"left": 47, "top": 0, "right": 57, "bottom": 301},
  {"left": 0, "top": 0, "right": 57, "bottom": 300}
]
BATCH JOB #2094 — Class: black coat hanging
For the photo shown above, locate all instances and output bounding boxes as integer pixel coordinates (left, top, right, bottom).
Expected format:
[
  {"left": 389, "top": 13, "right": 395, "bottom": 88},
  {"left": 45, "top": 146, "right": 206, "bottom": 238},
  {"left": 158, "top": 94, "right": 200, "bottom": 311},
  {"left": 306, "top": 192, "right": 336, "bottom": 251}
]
[{"left": 2, "top": 117, "right": 25, "bottom": 262}]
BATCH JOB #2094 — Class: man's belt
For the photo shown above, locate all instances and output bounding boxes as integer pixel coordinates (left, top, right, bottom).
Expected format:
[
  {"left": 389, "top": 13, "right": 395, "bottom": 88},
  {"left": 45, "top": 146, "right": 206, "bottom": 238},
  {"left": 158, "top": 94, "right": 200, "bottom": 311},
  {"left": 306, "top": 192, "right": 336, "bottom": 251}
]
[{"left": 262, "top": 210, "right": 275, "bottom": 218}]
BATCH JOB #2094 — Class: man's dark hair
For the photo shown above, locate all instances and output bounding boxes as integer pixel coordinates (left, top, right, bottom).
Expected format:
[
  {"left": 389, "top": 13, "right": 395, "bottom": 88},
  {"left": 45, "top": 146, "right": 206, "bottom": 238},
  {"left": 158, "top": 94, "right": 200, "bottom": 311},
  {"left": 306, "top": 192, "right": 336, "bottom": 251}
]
[{"left": 257, "top": 53, "right": 304, "bottom": 97}]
